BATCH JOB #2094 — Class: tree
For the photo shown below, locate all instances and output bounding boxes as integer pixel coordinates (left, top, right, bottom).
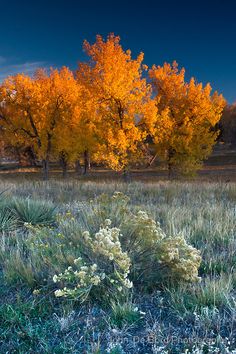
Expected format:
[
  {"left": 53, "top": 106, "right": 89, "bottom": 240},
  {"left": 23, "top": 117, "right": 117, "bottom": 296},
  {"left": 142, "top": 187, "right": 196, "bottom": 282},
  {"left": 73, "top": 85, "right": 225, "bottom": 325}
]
[
  {"left": 76, "top": 34, "right": 157, "bottom": 173},
  {"left": 0, "top": 67, "right": 80, "bottom": 179},
  {"left": 219, "top": 104, "right": 236, "bottom": 146},
  {"left": 149, "top": 61, "right": 226, "bottom": 176}
]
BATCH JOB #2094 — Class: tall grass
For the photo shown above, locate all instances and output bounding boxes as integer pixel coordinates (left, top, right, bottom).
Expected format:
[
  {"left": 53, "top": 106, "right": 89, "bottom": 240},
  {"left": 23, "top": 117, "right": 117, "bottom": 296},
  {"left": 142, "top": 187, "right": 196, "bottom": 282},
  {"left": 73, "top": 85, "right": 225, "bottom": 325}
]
[{"left": 0, "top": 180, "right": 235, "bottom": 353}]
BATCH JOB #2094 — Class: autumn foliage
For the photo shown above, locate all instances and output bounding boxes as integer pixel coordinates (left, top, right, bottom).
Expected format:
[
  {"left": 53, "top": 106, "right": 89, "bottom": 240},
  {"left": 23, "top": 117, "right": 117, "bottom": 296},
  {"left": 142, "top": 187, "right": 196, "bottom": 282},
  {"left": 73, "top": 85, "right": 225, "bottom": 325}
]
[
  {"left": 77, "top": 34, "right": 157, "bottom": 171},
  {"left": 0, "top": 34, "right": 226, "bottom": 179},
  {"left": 149, "top": 61, "right": 225, "bottom": 175}
]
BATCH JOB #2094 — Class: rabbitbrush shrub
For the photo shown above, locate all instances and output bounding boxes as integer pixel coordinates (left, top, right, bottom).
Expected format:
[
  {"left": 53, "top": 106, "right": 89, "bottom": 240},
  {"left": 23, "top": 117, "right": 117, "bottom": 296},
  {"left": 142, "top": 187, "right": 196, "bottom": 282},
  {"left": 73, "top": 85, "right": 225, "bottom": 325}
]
[
  {"left": 88, "top": 192, "right": 201, "bottom": 286},
  {"left": 52, "top": 192, "right": 201, "bottom": 302},
  {"left": 121, "top": 209, "right": 201, "bottom": 287},
  {"left": 53, "top": 220, "right": 132, "bottom": 302}
]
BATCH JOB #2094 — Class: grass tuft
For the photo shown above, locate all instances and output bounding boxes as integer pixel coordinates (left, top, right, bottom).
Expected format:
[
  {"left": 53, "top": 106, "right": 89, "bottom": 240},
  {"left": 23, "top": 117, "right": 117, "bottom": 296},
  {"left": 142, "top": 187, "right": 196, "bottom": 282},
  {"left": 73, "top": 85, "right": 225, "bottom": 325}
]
[{"left": 109, "top": 301, "right": 143, "bottom": 329}]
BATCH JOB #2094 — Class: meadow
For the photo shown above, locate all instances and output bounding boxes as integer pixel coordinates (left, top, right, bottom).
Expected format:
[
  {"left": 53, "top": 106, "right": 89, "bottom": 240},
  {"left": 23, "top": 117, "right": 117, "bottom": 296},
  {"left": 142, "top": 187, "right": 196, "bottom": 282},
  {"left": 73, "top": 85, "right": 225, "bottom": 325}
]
[{"left": 0, "top": 179, "right": 235, "bottom": 353}]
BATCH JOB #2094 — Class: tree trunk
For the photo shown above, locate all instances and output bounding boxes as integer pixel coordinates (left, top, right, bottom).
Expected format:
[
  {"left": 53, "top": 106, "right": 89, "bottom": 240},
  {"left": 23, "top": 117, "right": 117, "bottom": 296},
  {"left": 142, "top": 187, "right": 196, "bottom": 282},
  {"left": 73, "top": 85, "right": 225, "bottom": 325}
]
[
  {"left": 27, "top": 146, "right": 37, "bottom": 166},
  {"left": 88, "top": 153, "right": 91, "bottom": 170},
  {"left": 17, "top": 150, "right": 23, "bottom": 166},
  {"left": 75, "top": 159, "right": 82, "bottom": 177},
  {"left": 168, "top": 161, "right": 173, "bottom": 179},
  {"left": 83, "top": 150, "right": 89, "bottom": 175},
  {"left": 42, "top": 132, "right": 52, "bottom": 180},
  {"left": 122, "top": 168, "right": 131, "bottom": 182},
  {"left": 42, "top": 159, "right": 49, "bottom": 180},
  {"left": 167, "top": 148, "right": 175, "bottom": 179},
  {"left": 62, "top": 161, "right": 67, "bottom": 178},
  {"left": 59, "top": 152, "right": 68, "bottom": 178}
]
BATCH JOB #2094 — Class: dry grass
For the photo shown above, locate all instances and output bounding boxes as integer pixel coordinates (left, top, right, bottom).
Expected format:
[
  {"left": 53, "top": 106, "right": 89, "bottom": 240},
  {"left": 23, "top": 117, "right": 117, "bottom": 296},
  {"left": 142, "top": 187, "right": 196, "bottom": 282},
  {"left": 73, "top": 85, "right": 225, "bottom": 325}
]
[{"left": 0, "top": 179, "right": 235, "bottom": 353}]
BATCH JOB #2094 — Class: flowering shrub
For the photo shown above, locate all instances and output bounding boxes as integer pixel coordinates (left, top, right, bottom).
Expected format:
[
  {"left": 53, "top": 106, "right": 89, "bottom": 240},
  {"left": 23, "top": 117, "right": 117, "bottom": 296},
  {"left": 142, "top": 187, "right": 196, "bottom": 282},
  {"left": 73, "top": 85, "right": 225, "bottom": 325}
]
[
  {"left": 53, "top": 221, "right": 132, "bottom": 302},
  {"left": 156, "top": 236, "right": 201, "bottom": 283},
  {"left": 53, "top": 261, "right": 104, "bottom": 301},
  {"left": 121, "top": 210, "right": 166, "bottom": 251},
  {"left": 53, "top": 192, "right": 201, "bottom": 301},
  {"left": 120, "top": 209, "right": 201, "bottom": 286}
]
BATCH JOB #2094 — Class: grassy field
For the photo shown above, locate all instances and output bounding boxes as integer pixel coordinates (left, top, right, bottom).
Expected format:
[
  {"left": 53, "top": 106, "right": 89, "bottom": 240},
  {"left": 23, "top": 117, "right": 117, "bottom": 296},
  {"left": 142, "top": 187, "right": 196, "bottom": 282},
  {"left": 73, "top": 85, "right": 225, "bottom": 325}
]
[{"left": 0, "top": 179, "right": 235, "bottom": 353}]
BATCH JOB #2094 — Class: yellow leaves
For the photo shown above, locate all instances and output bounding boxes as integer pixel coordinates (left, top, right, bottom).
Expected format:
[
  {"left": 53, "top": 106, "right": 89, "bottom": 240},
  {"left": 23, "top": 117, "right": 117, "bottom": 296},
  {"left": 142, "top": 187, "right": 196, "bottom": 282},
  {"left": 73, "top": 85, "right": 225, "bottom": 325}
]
[
  {"left": 0, "top": 35, "right": 226, "bottom": 176},
  {"left": 76, "top": 33, "right": 156, "bottom": 171},
  {"left": 149, "top": 61, "right": 226, "bottom": 175},
  {"left": 0, "top": 67, "right": 82, "bottom": 162}
]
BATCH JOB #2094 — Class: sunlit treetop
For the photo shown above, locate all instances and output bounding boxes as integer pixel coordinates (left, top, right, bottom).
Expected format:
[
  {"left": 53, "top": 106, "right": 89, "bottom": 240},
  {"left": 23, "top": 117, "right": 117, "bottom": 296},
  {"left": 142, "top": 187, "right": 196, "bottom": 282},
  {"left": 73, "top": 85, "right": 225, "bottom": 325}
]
[{"left": 76, "top": 33, "right": 157, "bottom": 170}]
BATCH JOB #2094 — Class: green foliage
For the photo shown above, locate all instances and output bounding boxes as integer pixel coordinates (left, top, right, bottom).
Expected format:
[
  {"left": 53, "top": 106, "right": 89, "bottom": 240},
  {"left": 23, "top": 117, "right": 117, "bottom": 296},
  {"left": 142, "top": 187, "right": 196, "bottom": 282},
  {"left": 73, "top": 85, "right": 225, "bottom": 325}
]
[
  {"left": 11, "top": 198, "right": 56, "bottom": 226},
  {"left": 0, "top": 224, "right": 72, "bottom": 287},
  {"left": 0, "top": 207, "right": 17, "bottom": 232},
  {"left": 0, "top": 297, "right": 75, "bottom": 353},
  {"left": 109, "top": 301, "right": 142, "bottom": 329},
  {"left": 0, "top": 190, "right": 17, "bottom": 232},
  {"left": 108, "top": 346, "right": 124, "bottom": 354},
  {"left": 3, "top": 252, "right": 36, "bottom": 287}
]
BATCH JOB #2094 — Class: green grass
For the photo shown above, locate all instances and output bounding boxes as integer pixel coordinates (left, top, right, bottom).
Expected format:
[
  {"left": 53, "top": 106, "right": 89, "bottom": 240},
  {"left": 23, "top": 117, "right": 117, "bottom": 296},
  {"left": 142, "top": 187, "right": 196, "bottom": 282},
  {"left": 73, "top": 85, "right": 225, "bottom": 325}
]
[
  {"left": 0, "top": 179, "right": 235, "bottom": 353},
  {"left": 167, "top": 275, "right": 234, "bottom": 313},
  {"left": 109, "top": 301, "right": 143, "bottom": 329}
]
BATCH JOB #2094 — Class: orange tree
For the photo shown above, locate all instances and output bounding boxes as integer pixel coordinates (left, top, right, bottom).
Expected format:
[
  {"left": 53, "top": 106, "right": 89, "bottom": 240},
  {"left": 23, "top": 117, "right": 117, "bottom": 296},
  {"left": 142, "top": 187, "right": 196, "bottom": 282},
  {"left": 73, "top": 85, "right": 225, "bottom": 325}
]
[
  {"left": 149, "top": 61, "right": 226, "bottom": 176},
  {"left": 0, "top": 67, "right": 81, "bottom": 179},
  {"left": 53, "top": 87, "right": 99, "bottom": 176},
  {"left": 76, "top": 33, "right": 157, "bottom": 174}
]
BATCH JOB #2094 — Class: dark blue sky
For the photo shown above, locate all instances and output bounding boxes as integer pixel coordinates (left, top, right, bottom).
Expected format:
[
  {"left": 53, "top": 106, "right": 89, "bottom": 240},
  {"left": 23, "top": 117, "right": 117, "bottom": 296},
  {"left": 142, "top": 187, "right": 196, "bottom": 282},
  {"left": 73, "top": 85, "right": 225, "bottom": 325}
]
[{"left": 0, "top": 0, "right": 236, "bottom": 102}]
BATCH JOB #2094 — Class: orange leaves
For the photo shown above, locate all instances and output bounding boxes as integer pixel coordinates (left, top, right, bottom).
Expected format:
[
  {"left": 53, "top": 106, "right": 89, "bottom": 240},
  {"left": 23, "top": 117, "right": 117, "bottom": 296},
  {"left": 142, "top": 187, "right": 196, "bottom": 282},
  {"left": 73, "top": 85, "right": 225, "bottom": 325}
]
[
  {"left": 0, "top": 67, "right": 81, "bottom": 162},
  {"left": 0, "top": 35, "right": 226, "bottom": 177},
  {"left": 77, "top": 34, "right": 157, "bottom": 171},
  {"left": 149, "top": 61, "right": 226, "bottom": 175}
]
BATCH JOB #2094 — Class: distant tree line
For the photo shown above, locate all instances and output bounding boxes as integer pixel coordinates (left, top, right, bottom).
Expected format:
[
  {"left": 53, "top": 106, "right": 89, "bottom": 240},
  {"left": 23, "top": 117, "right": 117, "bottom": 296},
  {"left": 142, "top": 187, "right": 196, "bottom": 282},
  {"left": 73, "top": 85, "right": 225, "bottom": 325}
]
[
  {"left": 219, "top": 104, "right": 236, "bottom": 146},
  {"left": 0, "top": 34, "right": 225, "bottom": 179}
]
